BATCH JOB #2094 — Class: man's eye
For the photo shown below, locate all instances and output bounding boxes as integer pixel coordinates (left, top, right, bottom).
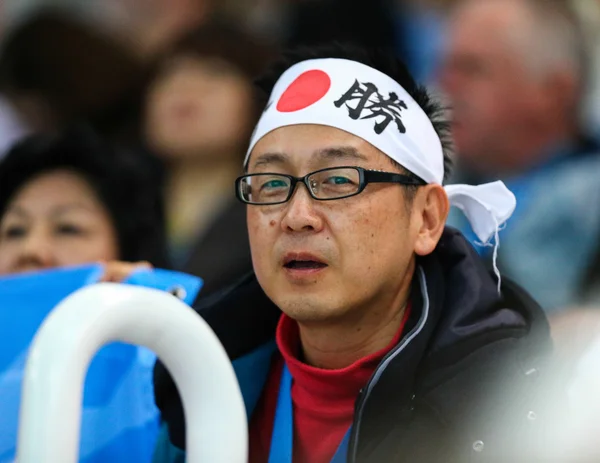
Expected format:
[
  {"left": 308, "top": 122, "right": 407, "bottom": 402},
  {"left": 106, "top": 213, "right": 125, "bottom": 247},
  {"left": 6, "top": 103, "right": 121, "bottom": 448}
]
[
  {"left": 325, "top": 176, "right": 353, "bottom": 185},
  {"left": 261, "top": 179, "right": 288, "bottom": 190}
]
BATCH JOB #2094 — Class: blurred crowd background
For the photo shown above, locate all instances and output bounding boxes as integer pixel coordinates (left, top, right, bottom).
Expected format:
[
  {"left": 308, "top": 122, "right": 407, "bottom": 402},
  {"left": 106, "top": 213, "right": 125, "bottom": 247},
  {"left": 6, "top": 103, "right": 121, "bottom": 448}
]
[{"left": 2, "top": 0, "right": 600, "bottom": 373}]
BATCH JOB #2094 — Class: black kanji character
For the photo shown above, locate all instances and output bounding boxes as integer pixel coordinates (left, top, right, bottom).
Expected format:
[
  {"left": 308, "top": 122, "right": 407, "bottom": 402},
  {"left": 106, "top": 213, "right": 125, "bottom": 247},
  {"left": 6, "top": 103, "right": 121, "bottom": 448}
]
[{"left": 334, "top": 80, "right": 408, "bottom": 134}]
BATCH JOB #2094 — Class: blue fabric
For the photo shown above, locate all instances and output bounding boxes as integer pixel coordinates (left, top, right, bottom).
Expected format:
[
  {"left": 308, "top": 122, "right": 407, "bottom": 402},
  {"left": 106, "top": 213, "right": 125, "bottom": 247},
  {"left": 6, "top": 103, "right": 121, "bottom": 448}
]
[
  {"left": 231, "top": 340, "right": 277, "bottom": 420},
  {"left": 268, "top": 363, "right": 350, "bottom": 463},
  {"left": 268, "top": 364, "right": 294, "bottom": 463},
  {"left": 0, "top": 264, "right": 202, "bottom": 463},
  {"left": 152, "top": 341, "right": 277, "bottom": 463}
]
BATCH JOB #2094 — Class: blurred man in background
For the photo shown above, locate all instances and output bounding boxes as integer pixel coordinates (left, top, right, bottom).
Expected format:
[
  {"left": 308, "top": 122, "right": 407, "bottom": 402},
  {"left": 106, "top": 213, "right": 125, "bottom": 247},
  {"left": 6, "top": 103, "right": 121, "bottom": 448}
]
[{"left": 439, "top": 0, "right": 600, "bottom": 315}]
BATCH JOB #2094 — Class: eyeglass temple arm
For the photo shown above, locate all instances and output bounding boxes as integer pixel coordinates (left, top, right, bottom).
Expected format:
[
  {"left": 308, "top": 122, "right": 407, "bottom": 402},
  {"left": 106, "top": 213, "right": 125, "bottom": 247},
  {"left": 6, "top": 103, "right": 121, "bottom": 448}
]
[{"left": 364, "top": 170, "right": 426, "bottom": 185}]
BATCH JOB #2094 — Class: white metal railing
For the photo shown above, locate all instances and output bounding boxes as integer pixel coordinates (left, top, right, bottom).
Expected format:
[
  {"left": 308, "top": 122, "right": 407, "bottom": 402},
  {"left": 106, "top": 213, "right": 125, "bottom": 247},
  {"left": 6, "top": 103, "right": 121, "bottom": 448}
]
[{"left": 15, "top": 283, "right": 247, "bottom": 463}]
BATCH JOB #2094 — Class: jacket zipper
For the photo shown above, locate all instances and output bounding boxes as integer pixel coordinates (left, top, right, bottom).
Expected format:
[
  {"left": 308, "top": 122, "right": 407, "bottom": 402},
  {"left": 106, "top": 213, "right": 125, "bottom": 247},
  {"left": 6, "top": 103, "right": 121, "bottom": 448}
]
[{"left": 348, "top": 267, "right": 431, "bottom": 463}]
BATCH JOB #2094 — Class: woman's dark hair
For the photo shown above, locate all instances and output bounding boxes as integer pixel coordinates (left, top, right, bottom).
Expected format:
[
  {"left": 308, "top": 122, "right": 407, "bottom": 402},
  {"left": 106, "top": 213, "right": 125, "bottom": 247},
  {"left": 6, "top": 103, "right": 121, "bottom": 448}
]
[{"left": 0, "top": 126, "right": 170, "bottom": 268}]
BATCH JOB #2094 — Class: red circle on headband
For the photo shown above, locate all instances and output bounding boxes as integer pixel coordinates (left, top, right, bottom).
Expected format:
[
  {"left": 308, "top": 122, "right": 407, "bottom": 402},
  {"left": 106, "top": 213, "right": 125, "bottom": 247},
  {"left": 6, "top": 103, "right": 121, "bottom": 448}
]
[{"left": 277, "top": 70, "right": 331, "bottom": 112}]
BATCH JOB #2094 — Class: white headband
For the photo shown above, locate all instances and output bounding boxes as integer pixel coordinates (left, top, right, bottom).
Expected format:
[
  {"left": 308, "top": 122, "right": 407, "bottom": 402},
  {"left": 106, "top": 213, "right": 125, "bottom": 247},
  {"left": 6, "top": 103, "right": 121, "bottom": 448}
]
[{"left": 245, "top": 58, "right": 516, "bottom": 248}]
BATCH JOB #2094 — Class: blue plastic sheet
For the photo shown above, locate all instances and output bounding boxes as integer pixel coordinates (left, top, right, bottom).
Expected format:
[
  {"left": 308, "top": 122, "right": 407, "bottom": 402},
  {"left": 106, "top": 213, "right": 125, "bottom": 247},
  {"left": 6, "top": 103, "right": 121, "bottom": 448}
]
[{"left": 0, "top": 264, "right": 203, "bottom": 463}]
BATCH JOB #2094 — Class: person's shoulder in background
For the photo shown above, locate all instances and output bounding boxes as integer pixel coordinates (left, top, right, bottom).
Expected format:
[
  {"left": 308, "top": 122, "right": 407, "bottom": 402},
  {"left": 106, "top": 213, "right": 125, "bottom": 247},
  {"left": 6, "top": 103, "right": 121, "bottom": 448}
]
[{"left": 181, "top": 199, "right": 252, "bottom": 300}]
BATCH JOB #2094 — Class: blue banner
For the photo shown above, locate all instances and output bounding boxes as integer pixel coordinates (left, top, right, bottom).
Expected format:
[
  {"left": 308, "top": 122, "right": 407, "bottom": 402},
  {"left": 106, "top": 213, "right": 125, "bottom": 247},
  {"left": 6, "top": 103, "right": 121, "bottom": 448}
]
[{"left": 0, "top": 265, "right": 203, "bottom": 463}]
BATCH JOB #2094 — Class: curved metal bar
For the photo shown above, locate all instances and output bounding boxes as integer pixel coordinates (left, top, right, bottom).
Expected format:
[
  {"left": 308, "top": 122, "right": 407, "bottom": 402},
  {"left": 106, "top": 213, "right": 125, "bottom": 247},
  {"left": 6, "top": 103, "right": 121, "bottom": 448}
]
[{"left": 16, "top": 283, "right": 247, "bottom": 463}]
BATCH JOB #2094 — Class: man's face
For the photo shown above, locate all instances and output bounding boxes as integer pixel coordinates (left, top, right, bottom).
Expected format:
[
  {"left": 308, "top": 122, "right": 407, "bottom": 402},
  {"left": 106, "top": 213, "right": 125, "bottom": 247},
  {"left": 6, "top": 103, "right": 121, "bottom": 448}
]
[
  {"left": 438, "top": 0, "right": 545, "bottom": 173},
  {"left": 246, "top": 124, "right": 425, "bottom": 324}
]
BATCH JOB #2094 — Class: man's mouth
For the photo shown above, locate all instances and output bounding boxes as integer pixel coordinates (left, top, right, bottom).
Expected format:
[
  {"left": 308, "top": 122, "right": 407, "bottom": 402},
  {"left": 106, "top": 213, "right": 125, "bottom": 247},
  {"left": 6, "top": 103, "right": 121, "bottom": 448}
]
[
  {"left": 282, "top": 253, "right": 328, "bottom": 271},
  {"left": 283, "top": 260, "right": 328, "bottom": 270}
]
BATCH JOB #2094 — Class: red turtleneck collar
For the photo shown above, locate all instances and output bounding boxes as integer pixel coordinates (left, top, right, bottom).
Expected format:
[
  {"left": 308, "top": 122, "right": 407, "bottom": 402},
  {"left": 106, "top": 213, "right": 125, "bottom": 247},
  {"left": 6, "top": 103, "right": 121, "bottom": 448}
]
[
  {"left": 249, "top": 304, "right": 410, "bottom": 463},
  {"left": 249, "top": 304, "right": 411, "bottom": 463}
]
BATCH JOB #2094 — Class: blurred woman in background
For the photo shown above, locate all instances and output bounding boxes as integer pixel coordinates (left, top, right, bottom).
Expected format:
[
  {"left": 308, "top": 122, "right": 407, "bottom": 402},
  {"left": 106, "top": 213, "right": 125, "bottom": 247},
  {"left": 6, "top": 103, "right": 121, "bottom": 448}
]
[
  {"left": 0, "top": 125, "right": 169, "bottom": 279},
  {"left": 0, "top": 125, "right": 173, "bottom": 463},
  {"left": 144, "top": 21, "right": 273, "bottom": 296}
]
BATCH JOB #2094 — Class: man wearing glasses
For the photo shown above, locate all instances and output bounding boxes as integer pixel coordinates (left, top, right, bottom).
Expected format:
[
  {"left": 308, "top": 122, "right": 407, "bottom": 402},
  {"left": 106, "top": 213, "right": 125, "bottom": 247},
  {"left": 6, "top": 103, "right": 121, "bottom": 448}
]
[{"left": 153, "top": 45, "right": 553, "bottom": 463}]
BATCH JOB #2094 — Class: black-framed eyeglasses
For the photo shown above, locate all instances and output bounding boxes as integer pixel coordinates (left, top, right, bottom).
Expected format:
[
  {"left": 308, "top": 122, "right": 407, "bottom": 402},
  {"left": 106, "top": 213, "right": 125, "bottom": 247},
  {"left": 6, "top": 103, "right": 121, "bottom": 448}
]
[{"left": 235, "top": 166, "right": 426, "bottom": 205}]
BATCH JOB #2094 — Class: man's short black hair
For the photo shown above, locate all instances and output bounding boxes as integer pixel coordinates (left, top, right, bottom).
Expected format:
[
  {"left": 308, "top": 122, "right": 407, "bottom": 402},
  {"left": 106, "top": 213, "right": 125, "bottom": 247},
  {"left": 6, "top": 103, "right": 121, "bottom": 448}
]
[
  {"left": 255, "top": 43, "right": 454, "bottom": 183},
  {"left": 0, "top": 125, "right": 170, "bottom": 268}
]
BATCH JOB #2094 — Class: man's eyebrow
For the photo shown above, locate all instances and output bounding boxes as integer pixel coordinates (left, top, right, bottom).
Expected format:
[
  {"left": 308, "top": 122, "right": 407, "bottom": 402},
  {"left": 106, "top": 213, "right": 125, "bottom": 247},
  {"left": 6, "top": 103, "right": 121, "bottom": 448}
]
[
  {"left": 250, "top": 146, "right": 368, "bottom": 170},
  {"left": 314, "top": 146, "right": 369, "bottom": 163},
  {"left": 251, "top": 152, "right": 289, "bottom": 170}
]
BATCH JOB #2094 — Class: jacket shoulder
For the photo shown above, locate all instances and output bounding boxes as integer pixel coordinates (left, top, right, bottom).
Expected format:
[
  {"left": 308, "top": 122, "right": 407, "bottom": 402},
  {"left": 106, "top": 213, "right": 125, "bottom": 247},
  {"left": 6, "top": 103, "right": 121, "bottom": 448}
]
[{"left": 418, "top": 334, "right": 555, "bottom": 462}]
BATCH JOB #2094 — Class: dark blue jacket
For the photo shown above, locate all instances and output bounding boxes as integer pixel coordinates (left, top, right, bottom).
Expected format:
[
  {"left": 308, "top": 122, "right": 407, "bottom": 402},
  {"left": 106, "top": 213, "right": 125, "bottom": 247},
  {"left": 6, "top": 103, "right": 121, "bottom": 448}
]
[{"left": 152, "top": 228, "right": 553, "bottom": 462}]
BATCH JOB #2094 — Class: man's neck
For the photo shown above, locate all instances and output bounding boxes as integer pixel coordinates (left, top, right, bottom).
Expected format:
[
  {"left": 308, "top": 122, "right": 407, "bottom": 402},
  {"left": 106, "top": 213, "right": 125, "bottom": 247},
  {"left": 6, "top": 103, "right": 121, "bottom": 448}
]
[{"left": 297, "top": 264, "right": 414, "bottom": 370}]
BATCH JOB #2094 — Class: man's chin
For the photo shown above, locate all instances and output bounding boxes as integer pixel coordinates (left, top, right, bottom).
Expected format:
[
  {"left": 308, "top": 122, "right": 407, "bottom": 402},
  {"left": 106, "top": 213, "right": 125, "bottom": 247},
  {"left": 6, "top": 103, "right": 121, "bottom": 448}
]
[{"left": 278, "top": 298, "right": 345, "bottom": 325}]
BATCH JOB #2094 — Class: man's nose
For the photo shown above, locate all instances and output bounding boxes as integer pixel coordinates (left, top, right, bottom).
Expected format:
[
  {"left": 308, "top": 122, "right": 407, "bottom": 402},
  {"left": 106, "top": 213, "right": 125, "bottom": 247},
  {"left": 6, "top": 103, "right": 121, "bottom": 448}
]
[{"left": 280, "top": 184, "right": 325, "bottom": 233}]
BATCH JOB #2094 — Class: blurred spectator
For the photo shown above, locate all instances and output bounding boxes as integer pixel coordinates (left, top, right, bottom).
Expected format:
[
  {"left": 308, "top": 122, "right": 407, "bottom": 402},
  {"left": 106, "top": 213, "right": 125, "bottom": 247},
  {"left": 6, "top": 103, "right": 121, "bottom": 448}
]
[
  {"left": 0, "top": 0, "right": 5, "bottom": 38},
  {"left": 0, "top": 125, "right": 174, "bottom": 463},
  {"left": 2, "top": 0, "right": 212, "bottom": 60},
  {"left": 285, "top": 0, "right": 398, "bottom": 50},
  {"left": 211, "top": 0, "right": 289, "bottom": 44},
  {"left": 115, "top": 0, "right": 213, "bottom": 59},
  {"left": 0, "top": 96, "right": 29, "bottom": 161},
  {"left": 574, "top": 0, "right": 600, "bottom": 136},
  {"left": 0, "top": 9, "right": 147, "bottom": 145},
  {"left": 0, "top": 125, "right": 169, "bottom": 275},
  {"left": 220, "top": 0, "right": 447, "bottom": 83},
  {"left": 144, "top": 22, "right": 273, "bottom": 296},
  {"left": 279, "top": 0, "right": 451, "bottom": 83},
  {"left": 439, "top": 0, "right": 600, "bottom": 313}
]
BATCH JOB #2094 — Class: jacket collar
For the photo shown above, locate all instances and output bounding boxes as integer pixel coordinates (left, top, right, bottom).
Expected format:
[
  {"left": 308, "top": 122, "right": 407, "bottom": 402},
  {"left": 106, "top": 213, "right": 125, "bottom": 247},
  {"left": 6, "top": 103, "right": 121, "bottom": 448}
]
[{"left": 347, "top": 227, "right": 550, "bottom": 459}]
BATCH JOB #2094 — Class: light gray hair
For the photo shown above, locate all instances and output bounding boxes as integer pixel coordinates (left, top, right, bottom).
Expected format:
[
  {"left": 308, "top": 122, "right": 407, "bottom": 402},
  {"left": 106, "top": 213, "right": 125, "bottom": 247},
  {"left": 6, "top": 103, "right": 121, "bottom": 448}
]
[{"left": 518, "top": 0, "right": 587, "bottom": 85}]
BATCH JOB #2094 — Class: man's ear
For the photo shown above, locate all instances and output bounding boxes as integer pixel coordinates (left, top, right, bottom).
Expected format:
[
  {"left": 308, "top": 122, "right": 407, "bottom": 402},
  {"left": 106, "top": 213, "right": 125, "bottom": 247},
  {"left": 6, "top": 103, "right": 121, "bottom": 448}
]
[{"left": 413, "top": 184, "right": 450, "bottom": 256}]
